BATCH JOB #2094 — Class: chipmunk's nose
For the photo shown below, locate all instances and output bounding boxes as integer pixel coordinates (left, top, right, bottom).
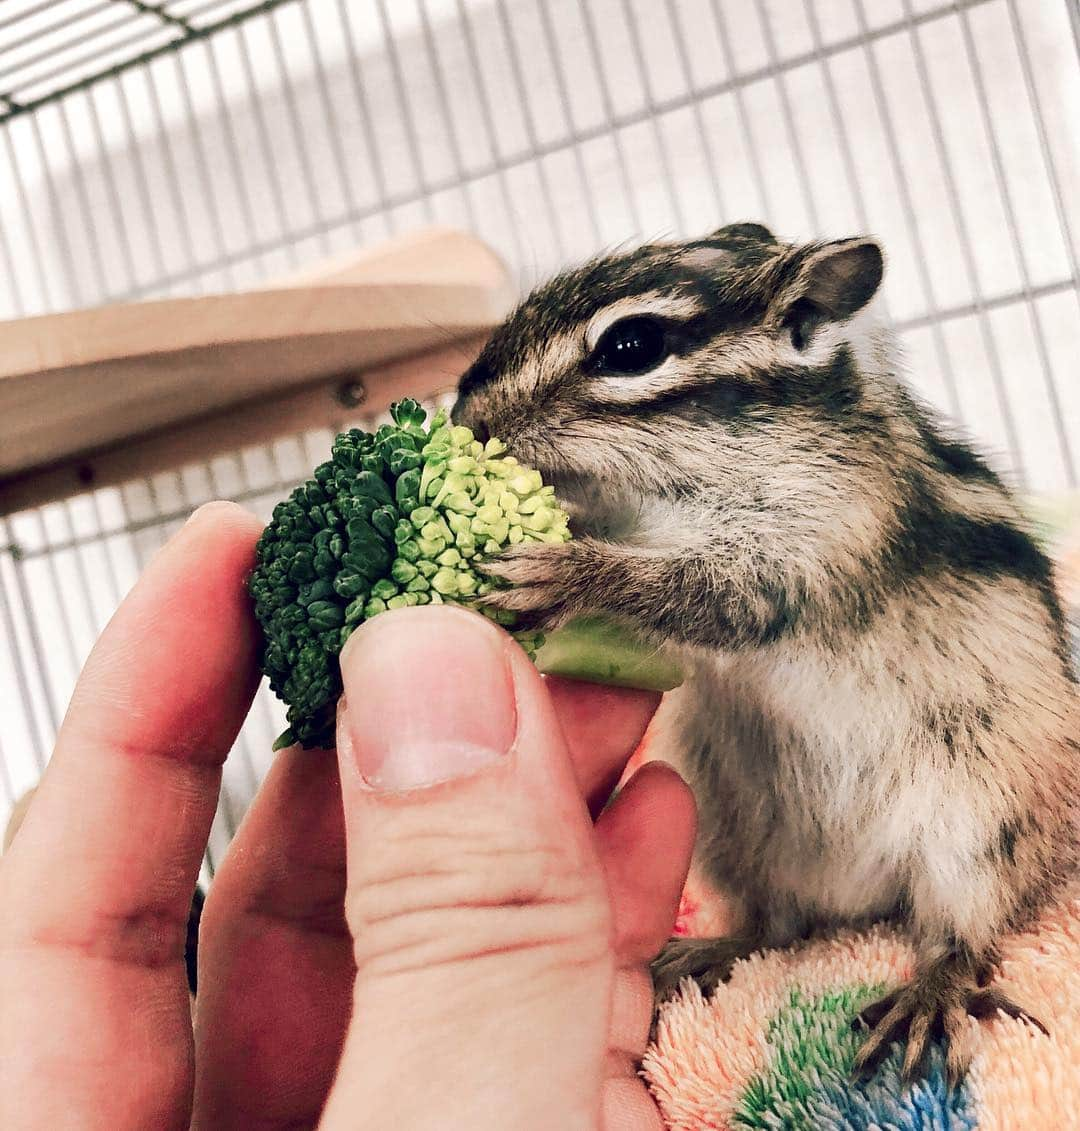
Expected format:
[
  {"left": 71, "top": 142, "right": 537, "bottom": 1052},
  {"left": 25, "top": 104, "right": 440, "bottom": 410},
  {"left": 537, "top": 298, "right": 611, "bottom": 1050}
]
[{"left": 450, "top": 392, "right": 490, "bottom": 443}]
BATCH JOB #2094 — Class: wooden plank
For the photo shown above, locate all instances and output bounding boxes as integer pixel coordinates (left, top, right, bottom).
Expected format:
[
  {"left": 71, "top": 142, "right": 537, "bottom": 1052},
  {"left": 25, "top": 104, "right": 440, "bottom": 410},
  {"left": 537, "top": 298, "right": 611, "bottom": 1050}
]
[
  {"left": 0, "top": 228, "right": 512, "bottom": 481},
  {"left": 0, "top": 336, "right": 486, "bottom": 516}
]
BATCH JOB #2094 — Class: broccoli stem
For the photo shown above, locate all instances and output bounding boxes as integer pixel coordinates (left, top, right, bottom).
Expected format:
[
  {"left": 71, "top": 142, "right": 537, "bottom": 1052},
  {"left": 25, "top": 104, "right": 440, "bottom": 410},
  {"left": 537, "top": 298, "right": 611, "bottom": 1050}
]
[
  {"left": 270, "top": 615, "right": 682, "bottom": 752},
  {"left": 533, "top": 616, "right": 684, "bottom": 692}
]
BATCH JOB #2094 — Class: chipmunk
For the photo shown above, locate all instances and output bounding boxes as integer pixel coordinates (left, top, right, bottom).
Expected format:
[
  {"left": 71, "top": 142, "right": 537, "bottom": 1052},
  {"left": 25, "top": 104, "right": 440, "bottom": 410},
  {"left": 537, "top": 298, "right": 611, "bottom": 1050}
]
[{"left": 451, "top": 222, "right": 1080, "bottom": 1085}]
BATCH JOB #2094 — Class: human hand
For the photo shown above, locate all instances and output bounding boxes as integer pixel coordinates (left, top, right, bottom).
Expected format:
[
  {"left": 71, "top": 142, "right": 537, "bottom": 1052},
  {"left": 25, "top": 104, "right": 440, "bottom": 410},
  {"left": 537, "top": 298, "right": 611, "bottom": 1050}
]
[{"left": 0, "top": 501, "right": 696, "bottom": 1130}]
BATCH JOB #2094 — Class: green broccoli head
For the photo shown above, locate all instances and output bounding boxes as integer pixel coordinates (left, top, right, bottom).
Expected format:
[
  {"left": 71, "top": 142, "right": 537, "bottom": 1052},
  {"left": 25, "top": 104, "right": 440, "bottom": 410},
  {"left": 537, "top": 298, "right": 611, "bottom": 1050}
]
[{"left": 248, "top": 399, "right": 571, "bottom": 750}]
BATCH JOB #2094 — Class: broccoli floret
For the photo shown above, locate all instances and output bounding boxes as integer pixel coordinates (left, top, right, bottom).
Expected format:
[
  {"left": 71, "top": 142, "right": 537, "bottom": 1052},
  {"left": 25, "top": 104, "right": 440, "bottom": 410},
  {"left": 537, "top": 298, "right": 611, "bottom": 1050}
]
[{"left": 249, "top": 398, "right": 681, "bottom": 750}]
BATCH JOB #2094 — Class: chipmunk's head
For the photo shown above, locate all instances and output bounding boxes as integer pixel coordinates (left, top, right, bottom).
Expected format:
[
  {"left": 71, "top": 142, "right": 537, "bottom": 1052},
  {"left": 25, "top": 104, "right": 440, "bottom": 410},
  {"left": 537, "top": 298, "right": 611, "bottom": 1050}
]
[{"left": 453, "top": 223, "right": 887, "bottom": 541}]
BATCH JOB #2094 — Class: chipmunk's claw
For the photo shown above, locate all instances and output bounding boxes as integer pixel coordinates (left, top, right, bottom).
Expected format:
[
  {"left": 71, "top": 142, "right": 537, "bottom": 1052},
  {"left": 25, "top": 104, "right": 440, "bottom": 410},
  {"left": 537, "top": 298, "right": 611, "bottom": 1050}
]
[
  {"left": 650, "top": 936, "right": 758, "bottom": 1002},
  {"left": 851, "top": 976, "right": 1047, "bottom": 1087},
  {"left": 478, "top": 542, "right": 587, "bottom": 631},
  {"left": 649, "top": 936, "right": 761, "bottom": 1044},
  {"left": 965, "top": 987, "right": 1049, "bottom": 1035}
]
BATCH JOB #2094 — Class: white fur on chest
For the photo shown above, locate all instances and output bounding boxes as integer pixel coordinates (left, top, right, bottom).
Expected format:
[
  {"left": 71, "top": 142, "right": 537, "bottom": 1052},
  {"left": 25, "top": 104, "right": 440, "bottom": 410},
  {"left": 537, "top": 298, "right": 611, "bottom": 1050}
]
[{"left": 654, "top": 637, "right": 998, "bottom": 936}]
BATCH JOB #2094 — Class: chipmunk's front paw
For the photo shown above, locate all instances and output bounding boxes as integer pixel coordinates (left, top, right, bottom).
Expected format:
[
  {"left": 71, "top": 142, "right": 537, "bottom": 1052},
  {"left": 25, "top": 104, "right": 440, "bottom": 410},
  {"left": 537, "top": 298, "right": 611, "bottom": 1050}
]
[{"left": 478, "top": 540, "right": 599, "bottom": 631}]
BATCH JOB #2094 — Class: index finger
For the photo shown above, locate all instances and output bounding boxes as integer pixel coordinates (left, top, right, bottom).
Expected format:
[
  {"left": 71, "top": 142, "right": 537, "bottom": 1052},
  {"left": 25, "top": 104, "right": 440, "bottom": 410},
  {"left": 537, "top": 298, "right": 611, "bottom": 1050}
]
[{"left": 0, "top": 502, "right": 262, "bottom": 1126}]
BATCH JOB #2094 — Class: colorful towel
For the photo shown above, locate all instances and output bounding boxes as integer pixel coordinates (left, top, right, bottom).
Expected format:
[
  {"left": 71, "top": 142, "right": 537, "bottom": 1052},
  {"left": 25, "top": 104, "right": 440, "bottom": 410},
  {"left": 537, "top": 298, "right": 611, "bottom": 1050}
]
[
  {"left": 638, "top": 493, "right": 1080, "bottom": 1130},
  {"left": 643, "top": 900, "right": 1080, "bottom": 1130}
]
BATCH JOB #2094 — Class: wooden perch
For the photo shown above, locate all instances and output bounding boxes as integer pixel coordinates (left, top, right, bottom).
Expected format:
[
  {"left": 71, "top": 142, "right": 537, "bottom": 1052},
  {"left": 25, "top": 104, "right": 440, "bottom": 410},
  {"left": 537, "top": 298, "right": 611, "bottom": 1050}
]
[{"left": 0, "top": 228, "right": 513, "bottom": 515}]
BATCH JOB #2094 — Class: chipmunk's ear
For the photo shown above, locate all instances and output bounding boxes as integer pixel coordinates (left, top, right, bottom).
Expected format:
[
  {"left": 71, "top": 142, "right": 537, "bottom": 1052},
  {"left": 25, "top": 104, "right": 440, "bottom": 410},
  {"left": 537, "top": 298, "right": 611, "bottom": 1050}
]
[
  {"left": 780, "top": 237, "right": 883, "bottom": 350},
  {"left": 795, "top": 238, "right": 883, "bottom": 319},
  {"left": 709, "top": 221, "right": 777, "bottom": 249}
]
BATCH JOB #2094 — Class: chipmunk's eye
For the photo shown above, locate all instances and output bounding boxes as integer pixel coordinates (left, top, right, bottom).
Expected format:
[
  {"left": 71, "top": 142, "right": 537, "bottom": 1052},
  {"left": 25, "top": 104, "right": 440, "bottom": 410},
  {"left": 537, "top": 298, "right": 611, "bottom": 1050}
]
[{"left": 592, "top": 317, "right": 669, "bottom": 375}]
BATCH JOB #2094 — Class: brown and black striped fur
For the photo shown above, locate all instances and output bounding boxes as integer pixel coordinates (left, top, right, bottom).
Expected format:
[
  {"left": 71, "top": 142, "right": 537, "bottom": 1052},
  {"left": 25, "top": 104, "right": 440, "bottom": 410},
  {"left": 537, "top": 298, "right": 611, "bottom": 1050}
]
[{"left": 453, "top": 223, "right": 1079, "bottom": 1083}]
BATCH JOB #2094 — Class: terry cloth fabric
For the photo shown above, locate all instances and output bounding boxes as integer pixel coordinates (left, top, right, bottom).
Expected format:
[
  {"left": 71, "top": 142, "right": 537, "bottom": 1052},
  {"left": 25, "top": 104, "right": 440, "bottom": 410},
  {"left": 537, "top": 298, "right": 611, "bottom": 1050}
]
[
  {"left": 642, "top": 901, "right": 1080, "bottom": 1130},
  {"left": 637, "top": 493, "right": 1080, "bottom": 1130}
]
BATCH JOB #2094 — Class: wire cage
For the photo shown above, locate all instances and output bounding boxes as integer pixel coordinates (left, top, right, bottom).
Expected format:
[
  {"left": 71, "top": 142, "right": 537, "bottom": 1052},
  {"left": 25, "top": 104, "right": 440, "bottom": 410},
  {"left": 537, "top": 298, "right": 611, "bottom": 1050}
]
[{"left": 1, "top": 0, "right": 1078, "bottom": 880}]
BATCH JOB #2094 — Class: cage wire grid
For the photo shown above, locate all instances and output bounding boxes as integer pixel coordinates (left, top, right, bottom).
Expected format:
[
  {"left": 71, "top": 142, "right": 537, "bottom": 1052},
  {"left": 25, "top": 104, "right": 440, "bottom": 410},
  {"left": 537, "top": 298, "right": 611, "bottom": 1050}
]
[{"left": 0, "top": 0, "right": 1078, "bottom": 880}]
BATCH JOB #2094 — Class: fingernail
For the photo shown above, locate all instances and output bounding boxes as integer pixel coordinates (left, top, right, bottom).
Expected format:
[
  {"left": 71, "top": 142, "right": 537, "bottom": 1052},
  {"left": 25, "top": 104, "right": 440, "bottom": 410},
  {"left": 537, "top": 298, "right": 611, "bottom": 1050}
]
[
  {"left": 339, "top": 605, "right": 517, "bottom": 792},
  {"left": 184, "top": 500, "right": 244, "bottom": 526}
]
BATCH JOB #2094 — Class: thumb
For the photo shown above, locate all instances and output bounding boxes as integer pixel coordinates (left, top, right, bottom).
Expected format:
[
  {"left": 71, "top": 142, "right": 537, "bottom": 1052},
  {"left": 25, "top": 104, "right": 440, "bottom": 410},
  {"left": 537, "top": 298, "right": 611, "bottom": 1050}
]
[{"left": 321, "top": 605, "right": 613, "bottom": 1131}]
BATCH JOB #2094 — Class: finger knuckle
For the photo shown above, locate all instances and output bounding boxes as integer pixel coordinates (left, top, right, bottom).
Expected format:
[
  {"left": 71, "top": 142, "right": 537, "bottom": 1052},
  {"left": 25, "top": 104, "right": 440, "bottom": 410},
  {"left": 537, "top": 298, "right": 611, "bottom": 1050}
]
[{"left": 347, "top": 813, "right": 609, "bottom": 976}]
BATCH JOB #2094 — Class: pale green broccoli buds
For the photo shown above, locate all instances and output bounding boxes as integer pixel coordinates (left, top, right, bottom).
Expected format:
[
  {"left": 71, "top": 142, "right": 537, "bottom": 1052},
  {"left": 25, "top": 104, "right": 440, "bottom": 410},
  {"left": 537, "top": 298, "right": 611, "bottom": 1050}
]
[{"left": 357, "top": 420, "right": 570, "bottom": 621}]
